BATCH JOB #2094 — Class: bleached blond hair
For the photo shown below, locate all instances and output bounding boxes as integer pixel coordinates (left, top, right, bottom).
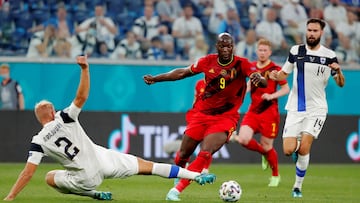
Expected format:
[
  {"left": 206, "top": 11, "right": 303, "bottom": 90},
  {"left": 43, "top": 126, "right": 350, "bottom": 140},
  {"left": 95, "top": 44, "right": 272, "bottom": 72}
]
[{"left": 34, "top": 100, "right": 54, "bottom": 123}]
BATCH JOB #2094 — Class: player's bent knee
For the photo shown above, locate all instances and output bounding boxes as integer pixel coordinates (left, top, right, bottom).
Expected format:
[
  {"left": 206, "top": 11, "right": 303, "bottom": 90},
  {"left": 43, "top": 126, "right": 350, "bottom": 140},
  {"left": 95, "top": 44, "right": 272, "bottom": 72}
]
[
  {"left": 237, "top": 133, "right": 253, "bottom": 146},
  {"left": 262, "top": 144, "right": 273, "bottom": 152},
  {"left": 45, "top": 170, "right": 57, "bottom": 187},
  {"left": 283, "top": 148, "right": 293, "bottom": 156},
  {"left": 237, "top": 135, "right": 250, "bottom": 145}
]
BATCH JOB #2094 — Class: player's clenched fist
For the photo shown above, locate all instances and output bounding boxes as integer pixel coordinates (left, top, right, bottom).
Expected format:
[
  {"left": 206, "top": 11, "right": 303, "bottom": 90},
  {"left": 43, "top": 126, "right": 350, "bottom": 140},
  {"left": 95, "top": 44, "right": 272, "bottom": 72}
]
[
  {"left": 250, "top": 72, "right": 267, "bottom": 88},
  {"left": 143, "top": 75, "right": 156, "bottom": 85},
  {"left": 77, "top": 55, "right": 89, "bottom": 69},
  {"left": 328, "top": 62, "right": 340, "bottom": 72}
]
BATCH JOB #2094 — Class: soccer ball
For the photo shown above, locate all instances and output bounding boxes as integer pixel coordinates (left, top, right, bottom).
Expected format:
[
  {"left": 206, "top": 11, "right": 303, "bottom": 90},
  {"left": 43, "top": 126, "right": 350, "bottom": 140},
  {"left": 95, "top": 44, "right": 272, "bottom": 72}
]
[{"left": 219, "top": 180, "right": 242, "bottom": 202}]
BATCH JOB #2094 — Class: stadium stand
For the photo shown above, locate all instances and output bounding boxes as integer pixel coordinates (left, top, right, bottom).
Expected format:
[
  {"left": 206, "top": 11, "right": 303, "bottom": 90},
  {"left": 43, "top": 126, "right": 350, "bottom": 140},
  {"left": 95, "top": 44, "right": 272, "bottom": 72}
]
[{"left": 0, "top": 0, "right": 358, "bottom": 65}]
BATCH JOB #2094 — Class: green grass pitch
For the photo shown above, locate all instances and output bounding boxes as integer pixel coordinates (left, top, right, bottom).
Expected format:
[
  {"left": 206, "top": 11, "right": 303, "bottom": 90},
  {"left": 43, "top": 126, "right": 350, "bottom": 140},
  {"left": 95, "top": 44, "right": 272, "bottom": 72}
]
[{"left": 1, "top": 163, "right": 359, "bottom": 202}]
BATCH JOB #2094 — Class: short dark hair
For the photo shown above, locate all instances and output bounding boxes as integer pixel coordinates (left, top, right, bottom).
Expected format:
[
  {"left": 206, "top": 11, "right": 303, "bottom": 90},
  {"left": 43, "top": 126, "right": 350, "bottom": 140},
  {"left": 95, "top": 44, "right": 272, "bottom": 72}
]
[
  {"left": 183, "top": 3, "right": 193, "bottom": 9},
  {"left": 307, "top": 18, "right": 326, "bottom": 30},
  {"left": 151, "top": 36, "right": 161, "bottom": 42}
]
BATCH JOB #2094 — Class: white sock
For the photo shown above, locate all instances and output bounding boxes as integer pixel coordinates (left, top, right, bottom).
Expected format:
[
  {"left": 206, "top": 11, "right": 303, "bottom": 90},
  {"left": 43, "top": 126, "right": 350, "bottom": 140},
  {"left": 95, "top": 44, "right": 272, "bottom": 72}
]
[
  {"left": 294, "top": 154, "right": 310, "bottom": 190},
  {"left": 170, "top": 187, "right": 180, "bottom": 194},
  {"left": 76, "top": 190, "right": 97, "bottom": 198},
  {"left": 152, "top": 163, "right": 200, "bottom": 179},
  {"left": 201, "top": 168, "right": 209, "bottom": 174}
]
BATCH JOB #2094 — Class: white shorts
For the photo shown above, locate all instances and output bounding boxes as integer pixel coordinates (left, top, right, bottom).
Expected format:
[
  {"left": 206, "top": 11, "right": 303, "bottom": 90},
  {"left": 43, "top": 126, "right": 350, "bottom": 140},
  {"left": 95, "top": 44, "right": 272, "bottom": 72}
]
[
  {"left": 99, "top": 149, "right": 139, "bottom": 179},
  {"left": 54, "top": 170, "right": 103, "bottom": 194},
  {"left": 282, "top": 109, "right": 327, "bottom": 139},
  {"left": 54, "top": 149, "right": 139, "bottom": 193}
]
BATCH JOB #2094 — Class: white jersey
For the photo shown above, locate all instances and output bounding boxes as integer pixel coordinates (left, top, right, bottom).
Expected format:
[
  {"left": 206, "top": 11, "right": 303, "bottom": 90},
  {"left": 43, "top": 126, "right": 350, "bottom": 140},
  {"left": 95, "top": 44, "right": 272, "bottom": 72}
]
[
  {"left": 282, "top": 44, "right": 338, "bottom": 113},
  {"left": 27, "top": 103, "right": 106, "bottom": 178}
]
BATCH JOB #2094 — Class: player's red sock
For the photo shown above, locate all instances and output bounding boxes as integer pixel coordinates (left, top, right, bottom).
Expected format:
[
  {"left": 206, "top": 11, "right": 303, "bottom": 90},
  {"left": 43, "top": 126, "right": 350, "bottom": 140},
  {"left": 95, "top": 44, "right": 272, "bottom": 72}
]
[
  {"left": 174, "top": 151, "right": 190, "bottom": 168},
  {"left": 265, "top": 148, "right": 279, "bottom": 176},
  {"left": 202, "top": 155, "right": 213, "bottom": 172},
  {"left": 175, "top": 151, "right": 212, "bottom": 192},
  {"left": 243, "top": 139, "right": 265, "bottom": 154}
]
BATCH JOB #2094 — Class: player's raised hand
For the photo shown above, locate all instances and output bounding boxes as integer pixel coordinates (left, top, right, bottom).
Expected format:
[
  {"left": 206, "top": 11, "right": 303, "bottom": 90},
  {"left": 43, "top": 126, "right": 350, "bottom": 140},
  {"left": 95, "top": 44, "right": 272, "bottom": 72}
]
[
  {"left": 143, "top": 75, "right": 156, "bottom": 85},
  {"left": 77, "top": 55, "right": 89, "bottom": 69}
]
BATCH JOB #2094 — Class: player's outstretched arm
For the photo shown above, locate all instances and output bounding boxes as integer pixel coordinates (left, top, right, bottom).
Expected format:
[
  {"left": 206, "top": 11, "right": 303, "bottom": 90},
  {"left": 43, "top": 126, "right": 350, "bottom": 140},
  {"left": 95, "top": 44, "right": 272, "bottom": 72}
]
[
  {"left": 73, "top": 55, "right": 90, "bottom": 108},
  {"left": 329, "top": 63, "right": 345, "bottom": 87},
  {"left": 4, "top": 162, "right": 38, "bottom": 201},
  {"left": 269, "top": 70, "right": 288, "bottom": 81},
  {"left": 143, "top": 66, "right": 194, "bottom": 85}
]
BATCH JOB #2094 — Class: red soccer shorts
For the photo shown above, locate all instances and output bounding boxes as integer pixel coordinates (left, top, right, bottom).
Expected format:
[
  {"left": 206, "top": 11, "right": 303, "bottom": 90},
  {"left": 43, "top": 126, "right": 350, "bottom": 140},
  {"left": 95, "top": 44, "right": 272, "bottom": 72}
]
[
  {"left": 184, "top": 110, "right": 239, "bottom": 141},
  {"left": 241, "top": 111, "right": 280, "bottom": 138}
]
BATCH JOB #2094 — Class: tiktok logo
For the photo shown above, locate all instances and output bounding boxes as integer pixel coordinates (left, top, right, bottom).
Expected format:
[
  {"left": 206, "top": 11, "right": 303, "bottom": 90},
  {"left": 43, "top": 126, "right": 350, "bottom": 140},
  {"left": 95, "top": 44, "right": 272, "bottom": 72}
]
[
  {"left": 108, "top": 114, "right": 137, "bottom": 153},
  {"left": 346, "top": 119, "right": 360, "bottom": 162}
]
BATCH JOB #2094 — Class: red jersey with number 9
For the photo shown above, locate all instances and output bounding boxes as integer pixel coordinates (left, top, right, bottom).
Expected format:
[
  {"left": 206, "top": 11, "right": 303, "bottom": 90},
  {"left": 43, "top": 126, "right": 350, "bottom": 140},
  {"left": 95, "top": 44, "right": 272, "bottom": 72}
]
[{"left": 190, "top": 54, "right": 256, "bottom": 115}]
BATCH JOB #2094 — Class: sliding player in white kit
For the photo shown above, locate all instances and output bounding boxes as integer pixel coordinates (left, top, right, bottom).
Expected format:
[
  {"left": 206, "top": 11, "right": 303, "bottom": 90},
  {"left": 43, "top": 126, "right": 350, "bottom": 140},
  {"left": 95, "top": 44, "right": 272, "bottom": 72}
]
[
  {"left": 4, "top": 55, "right": 216, "bottom": 201},
  {"left": 269, "top": 18, "right": 345, "bottom": 198}
]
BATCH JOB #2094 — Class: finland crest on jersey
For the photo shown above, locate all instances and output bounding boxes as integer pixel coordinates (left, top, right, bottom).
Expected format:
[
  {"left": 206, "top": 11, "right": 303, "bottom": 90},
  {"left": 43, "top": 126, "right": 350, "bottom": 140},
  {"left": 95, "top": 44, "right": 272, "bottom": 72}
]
[{"left": 282, "top": 44, "right": 337, "bottom": 113}]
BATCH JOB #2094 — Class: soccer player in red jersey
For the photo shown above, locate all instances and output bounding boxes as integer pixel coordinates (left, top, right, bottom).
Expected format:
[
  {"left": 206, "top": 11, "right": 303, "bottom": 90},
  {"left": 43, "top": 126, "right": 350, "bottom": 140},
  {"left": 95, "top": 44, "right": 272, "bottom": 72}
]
[
  {"left": 233, "top": 39, "right": 290, "bottom": 187},
  {"left": 143, "top": 33, "right": 267, "bottom": 201}
]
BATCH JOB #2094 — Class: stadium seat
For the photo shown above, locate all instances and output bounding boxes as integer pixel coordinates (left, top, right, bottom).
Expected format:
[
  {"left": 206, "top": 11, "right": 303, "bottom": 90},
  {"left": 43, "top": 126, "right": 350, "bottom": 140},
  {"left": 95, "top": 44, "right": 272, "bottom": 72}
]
[
  {"left": 26, "top": 0, "right": 44, "bottom": 8},
  {"left": 0, "top": 49, "right": 16, "bottom": 56},
  {"left": 72, "top": 9, "right": 89, "bottom": 25},
  {"left": 44, "top": 0, "right": 58, "bottom": 16},
  {"left": 12, "top": 11, "right": 34, "bottom": 31},
  {"left": 10, "top": 10, "right": 33, "bottom": 52},
  {"left": 86, "top": 0, "right": 105, "bottom": 9},
  {"left": 11, "top": 28, "right": 31, "bottom": 52},
  {"left": 32, "top": 8, "right": 50, "bottom": 25},
  {"left": 9, "top": 0, "right": 23, "bottom": 15},
  {"left": 105, "top": 0, "right": 126, "bottom": 16},
  {"left": 126, "top": 0, "right": 142, "bottom": 18},
  {"left": 115, "top": 12, "right": 136, "bottom": 34},
  {"left": 0, "top": 5, "right": 14, "bottom": 50},
  {"left": 114, "top": 26, "right": 127, "bottom": 45}
]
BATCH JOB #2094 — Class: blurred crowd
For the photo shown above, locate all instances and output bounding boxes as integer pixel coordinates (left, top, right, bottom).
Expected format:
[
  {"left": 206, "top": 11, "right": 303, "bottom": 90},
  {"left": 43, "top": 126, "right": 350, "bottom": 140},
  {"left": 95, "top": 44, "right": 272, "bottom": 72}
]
[{"left": 0, "top": 0, "right": 359, "bottom": 64}]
